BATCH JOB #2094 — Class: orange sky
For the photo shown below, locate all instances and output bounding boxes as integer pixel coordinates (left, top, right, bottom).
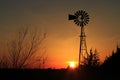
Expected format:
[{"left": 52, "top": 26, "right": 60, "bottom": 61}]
[{"left": 0, "top": 0, "right": 120, "bottom": 69}]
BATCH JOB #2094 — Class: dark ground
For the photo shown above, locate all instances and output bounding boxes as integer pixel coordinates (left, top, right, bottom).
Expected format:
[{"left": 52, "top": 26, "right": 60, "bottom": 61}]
[{"left": 0, "top": 67, "right": 119, "bottom": 80}]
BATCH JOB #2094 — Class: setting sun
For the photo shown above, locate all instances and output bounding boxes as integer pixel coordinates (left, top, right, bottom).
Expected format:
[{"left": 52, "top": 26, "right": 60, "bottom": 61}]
[
  {"left": 67, "top": 61, "right": 77, "bottom": 69},
  {"left": 69, "top": 62, "right": 75, "bottom": 68}
]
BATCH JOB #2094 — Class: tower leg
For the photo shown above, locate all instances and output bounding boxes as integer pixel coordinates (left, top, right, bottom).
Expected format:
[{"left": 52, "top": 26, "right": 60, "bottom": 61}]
[{"left": 79, "top": 27, "right": 88, "bottom": 67}]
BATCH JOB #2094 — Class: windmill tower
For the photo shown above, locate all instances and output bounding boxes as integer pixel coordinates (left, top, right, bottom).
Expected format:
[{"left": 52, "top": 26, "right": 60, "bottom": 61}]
[{"left": 68, "top": 10, "right": 89, "bottom": 67}]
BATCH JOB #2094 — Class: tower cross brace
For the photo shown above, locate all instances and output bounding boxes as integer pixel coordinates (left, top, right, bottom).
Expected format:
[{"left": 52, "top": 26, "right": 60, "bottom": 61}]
[{"left": 79, "top": 26, "right": 88, "bottom": 66}]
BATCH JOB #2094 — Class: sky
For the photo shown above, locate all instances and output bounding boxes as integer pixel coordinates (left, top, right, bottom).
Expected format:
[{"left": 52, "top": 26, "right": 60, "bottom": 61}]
[{"left": 0, "top": 0, "right": 120, "bottom": 68}]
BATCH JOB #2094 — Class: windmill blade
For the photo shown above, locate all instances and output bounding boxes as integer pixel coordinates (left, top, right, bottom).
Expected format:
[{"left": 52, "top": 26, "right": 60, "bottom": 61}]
[{"left": 68, "top": 14, "right": 76, "bottom": 20}]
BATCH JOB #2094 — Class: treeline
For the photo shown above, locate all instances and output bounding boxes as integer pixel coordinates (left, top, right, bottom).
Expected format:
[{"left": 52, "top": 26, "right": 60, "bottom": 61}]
[
  {"left": 0, "top": 47, "right": 120, "bottom": 80},
  {"left": 77, "top": 46, "right": 120, "bottom": 80}
]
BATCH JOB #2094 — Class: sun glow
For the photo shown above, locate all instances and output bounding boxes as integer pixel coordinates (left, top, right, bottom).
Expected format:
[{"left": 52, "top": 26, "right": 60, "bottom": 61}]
[
  {"left": 67, "top": 61, "right": 77, "bottom": 69},
  {"left": 69, "top": 62, "right": 75, "bottom": 68}
]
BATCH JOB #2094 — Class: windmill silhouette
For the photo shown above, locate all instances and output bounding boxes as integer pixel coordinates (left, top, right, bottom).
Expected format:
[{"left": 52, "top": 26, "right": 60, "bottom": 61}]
[{"left": 68, "top": 10, "right": 90, "bottom": 67}]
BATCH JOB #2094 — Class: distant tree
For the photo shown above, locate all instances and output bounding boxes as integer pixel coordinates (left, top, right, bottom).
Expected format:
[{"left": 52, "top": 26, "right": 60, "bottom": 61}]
[
  {"left": 83, "top": 49, "right": 100, "bottom": 68},
  {"left": 4, "top": 27, "right": 47, "bottom": 68}
]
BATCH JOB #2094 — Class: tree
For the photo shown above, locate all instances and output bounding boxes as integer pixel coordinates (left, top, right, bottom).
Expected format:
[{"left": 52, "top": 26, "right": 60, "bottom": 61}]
[
  {"left": 103, "top": 46, "right": 120, "bottom": 69},
  {"left": 0, "top": 56, "right": 9, "bottom": 68},
  {"left": 6, "top": 27, "right": 46, "bottom": 68},
  {"left": 83, "top": 49, "right": 100, "bottom": 68}
]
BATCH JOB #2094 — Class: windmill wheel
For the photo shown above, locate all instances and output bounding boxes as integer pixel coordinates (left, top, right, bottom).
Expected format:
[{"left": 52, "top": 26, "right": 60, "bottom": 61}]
[{"left": 74, "top": 10, "right": 89, "bottom": 27}]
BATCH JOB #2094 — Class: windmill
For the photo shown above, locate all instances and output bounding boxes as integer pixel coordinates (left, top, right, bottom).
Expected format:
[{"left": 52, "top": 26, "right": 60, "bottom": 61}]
[{"left": 68, "top": 10, "right": 90, "bottom": 67}]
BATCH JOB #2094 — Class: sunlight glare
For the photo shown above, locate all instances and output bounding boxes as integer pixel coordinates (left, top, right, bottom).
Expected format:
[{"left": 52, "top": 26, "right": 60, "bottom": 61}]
[
  {"left": 70, "top": 62, "right": 75, "bottom": 68},
  {"left": 68, "top": 61, "right": 77, "bottom": 68}
]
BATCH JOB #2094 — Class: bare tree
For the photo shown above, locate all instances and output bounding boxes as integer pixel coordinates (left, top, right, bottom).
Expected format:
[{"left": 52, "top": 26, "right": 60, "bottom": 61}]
[
  {"left": 7, "top": 27, "right": 46, "bottom": 68},
  {"left": 0, "top": 56, "right": 9, "bottom": 68}
]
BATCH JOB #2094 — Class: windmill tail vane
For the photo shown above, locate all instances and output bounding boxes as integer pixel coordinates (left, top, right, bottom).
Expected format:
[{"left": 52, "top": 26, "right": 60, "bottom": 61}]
[{"left": 68, "top": 14, "right": 76, "bottom": 20}]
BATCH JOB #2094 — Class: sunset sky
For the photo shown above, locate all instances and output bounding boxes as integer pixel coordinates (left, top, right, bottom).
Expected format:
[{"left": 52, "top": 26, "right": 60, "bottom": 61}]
[{"left": 0, "top": 0, "right": 120, "bottom": 68}]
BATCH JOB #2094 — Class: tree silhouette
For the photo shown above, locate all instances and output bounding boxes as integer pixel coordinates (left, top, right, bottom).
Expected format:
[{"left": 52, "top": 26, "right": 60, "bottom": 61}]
[
  {"left": 100, "top": 46, "right": 120, "bottom": 79},
  {"left": 0, "top": 56, "right": 9, "bottom": 68},
  {"left": 83, "top": 49, "right": 100, "bottom": 68},
  {"left": 102, "top": 46, "right": 120, "bottom": 69},
  {"left": 0, "top": 27, "right": 46, "bottom": 68}
]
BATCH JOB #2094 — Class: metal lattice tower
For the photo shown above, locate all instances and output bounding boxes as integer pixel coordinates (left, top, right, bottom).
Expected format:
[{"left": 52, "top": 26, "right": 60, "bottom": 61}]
[{"left": 68, "top": 10, "right": 89, "bottom": 67}]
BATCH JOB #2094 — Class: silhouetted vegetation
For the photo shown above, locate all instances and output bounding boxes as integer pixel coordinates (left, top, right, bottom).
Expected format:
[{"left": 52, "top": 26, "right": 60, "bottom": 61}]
[
  {"left": 83, "top": 49, "right": 100, "bottom": 68},
  {"left": 0, "top": 28, "right": 47, "bottom": 68},
  {"left": 100, "top": 46, "right": 120, "bottom": 80},
  {"left": 102, "top": 46, "right": 120, "bottom": 69},
  {"left": 1, "top": 47, "right": 120, "bottom": 80},
  {"left": 0, "top": 28, "right": 120, "bottom": 80}
]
